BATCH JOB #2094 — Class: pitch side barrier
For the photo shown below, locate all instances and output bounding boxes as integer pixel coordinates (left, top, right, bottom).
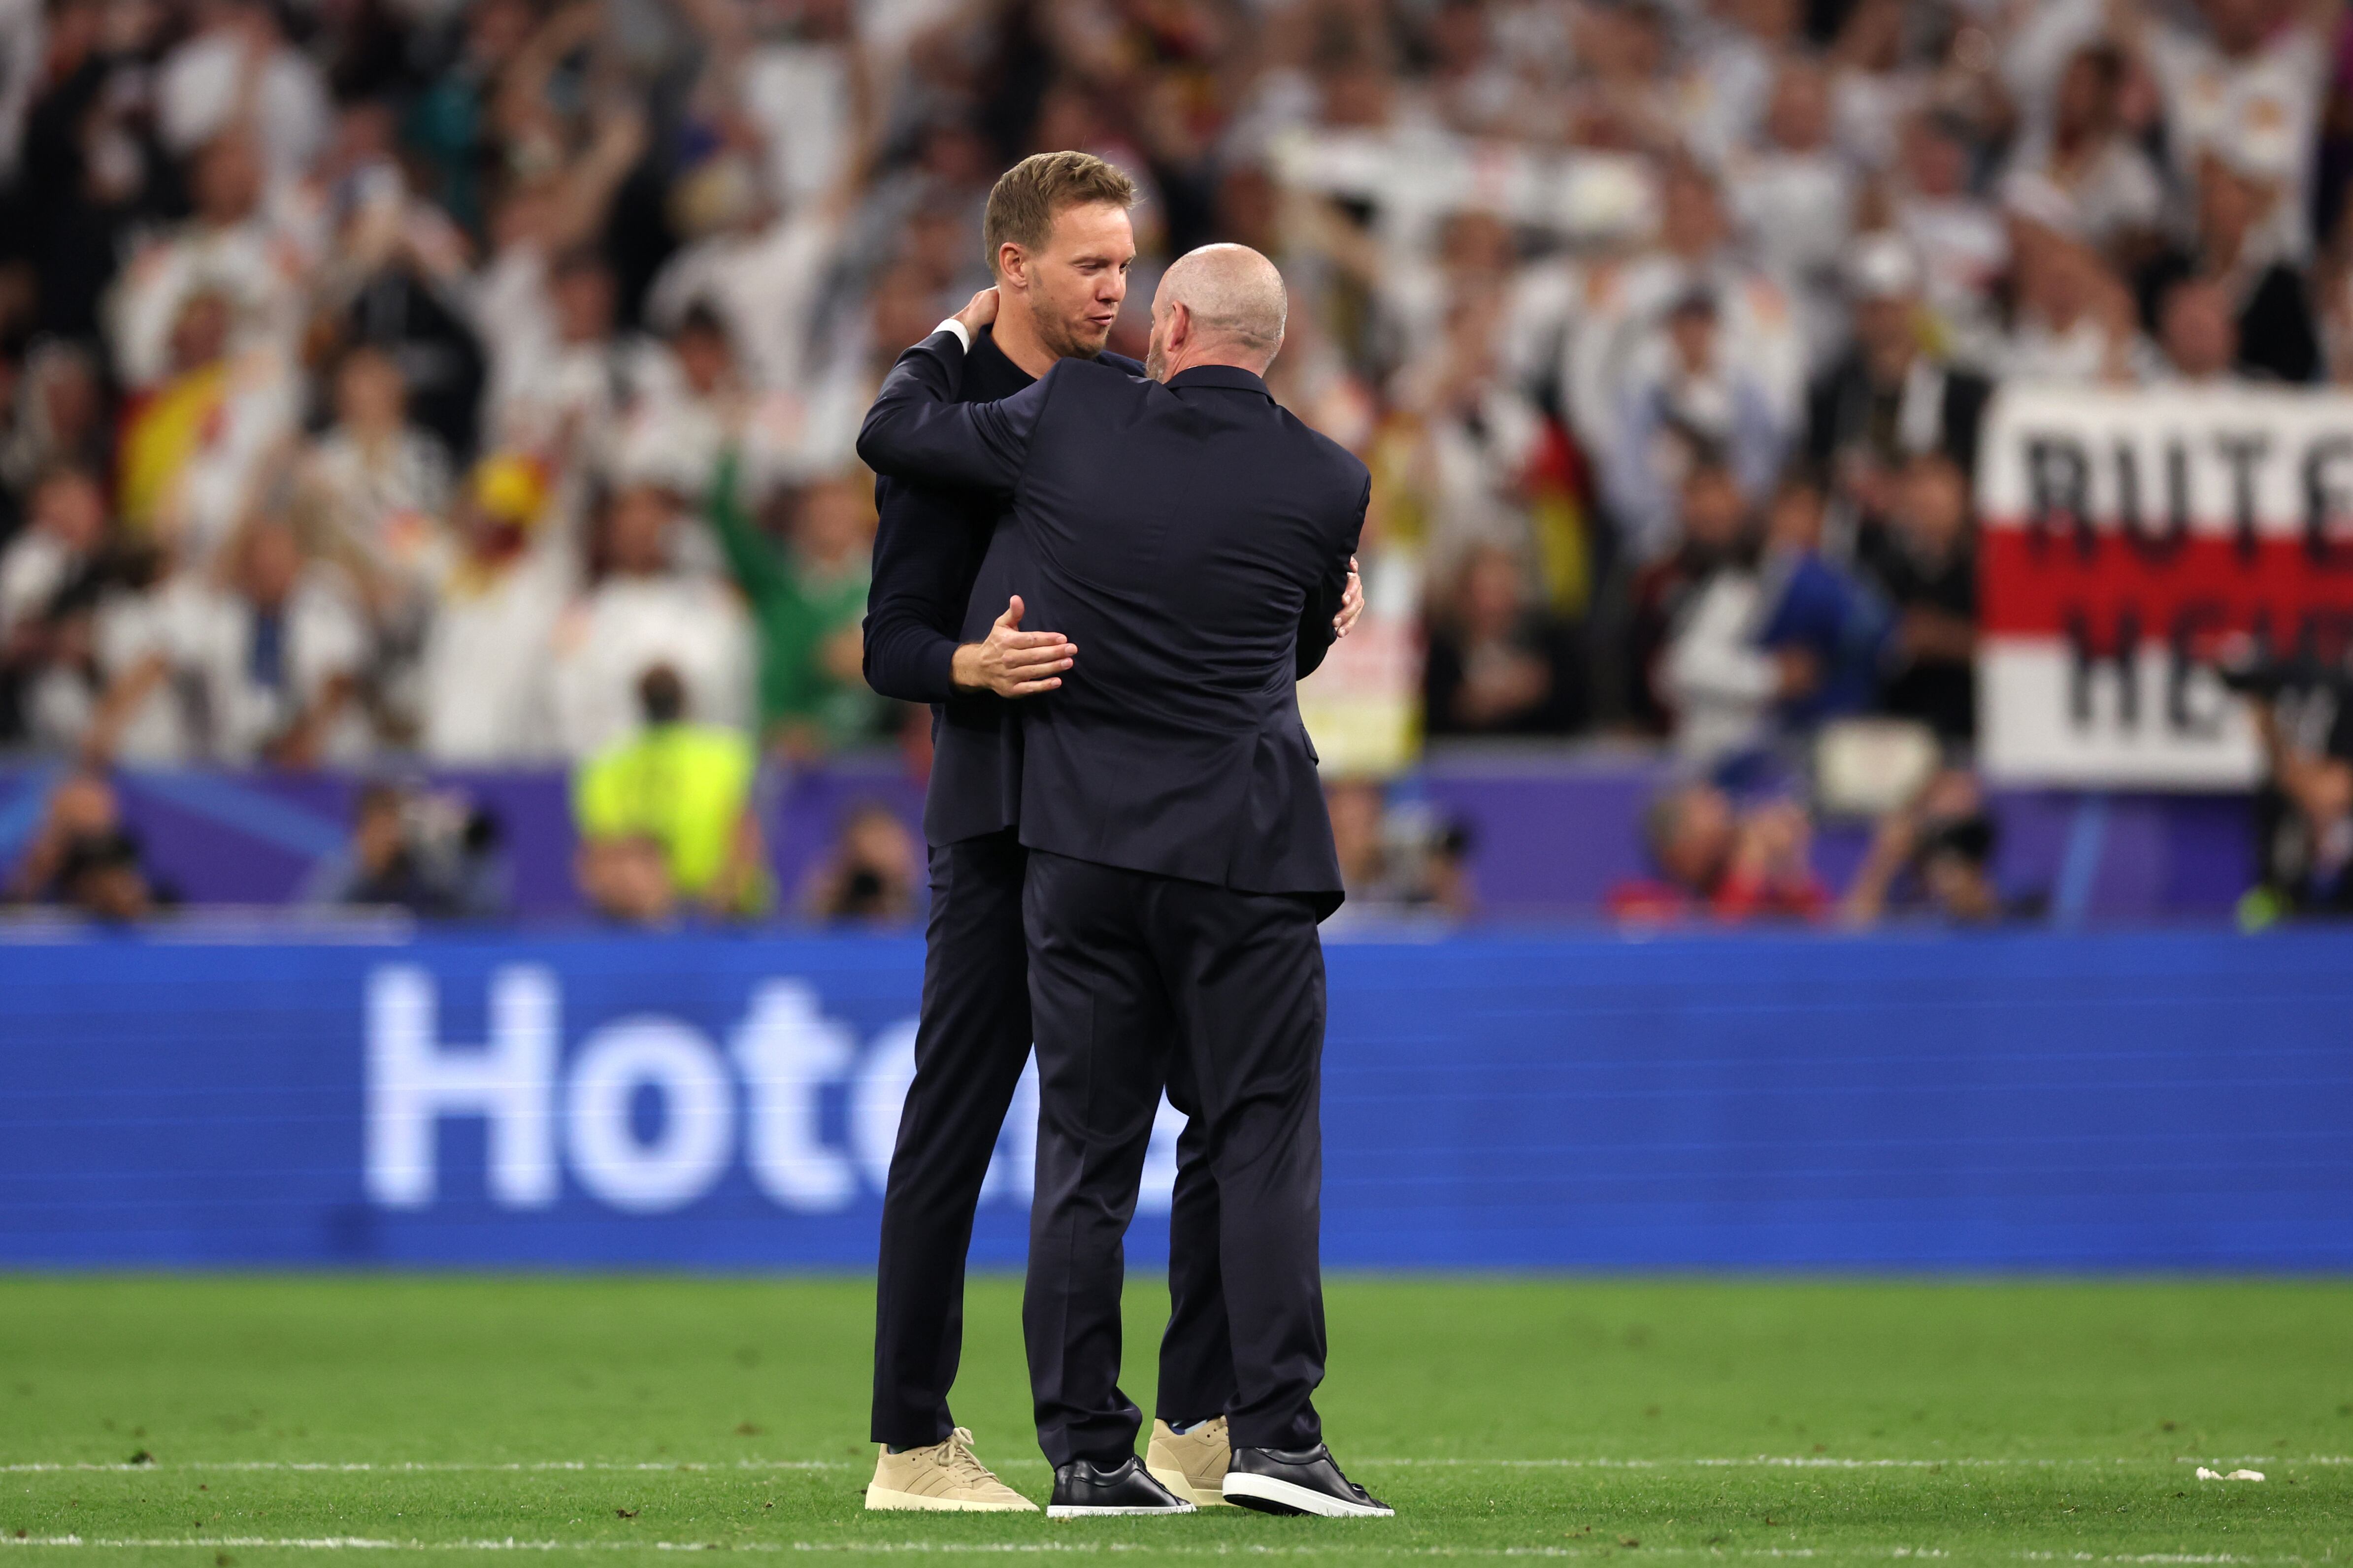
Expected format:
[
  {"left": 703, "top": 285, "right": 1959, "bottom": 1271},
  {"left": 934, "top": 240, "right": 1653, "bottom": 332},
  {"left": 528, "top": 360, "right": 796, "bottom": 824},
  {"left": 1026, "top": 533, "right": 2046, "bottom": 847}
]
[{"left": 2, "top": 928, "right": 2347, "bottom": 1270}]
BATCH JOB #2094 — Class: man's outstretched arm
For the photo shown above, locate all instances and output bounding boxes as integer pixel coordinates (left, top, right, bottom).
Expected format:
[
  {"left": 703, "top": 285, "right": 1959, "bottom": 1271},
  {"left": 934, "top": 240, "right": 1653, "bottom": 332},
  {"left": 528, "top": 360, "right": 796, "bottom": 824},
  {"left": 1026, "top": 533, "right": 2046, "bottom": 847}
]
[{"left": 857, "top": 289, "right": 1049, "bottom": 491}]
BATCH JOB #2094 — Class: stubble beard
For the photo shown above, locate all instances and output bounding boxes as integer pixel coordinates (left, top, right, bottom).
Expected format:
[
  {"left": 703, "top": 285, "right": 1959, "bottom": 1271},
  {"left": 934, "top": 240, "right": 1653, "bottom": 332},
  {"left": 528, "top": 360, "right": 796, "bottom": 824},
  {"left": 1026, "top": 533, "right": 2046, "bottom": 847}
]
[{"left": 1030, "top": 293, "right": 1110, "bottom": 365}]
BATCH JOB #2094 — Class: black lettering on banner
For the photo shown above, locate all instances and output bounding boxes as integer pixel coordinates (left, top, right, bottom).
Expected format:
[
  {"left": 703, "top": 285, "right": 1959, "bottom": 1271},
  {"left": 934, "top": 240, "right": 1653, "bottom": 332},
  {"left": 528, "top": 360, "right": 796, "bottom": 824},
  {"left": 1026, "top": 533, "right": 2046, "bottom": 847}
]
[
  {"left": 2302, "top": 436, "right": 2353, "bottom": 568},
  {"left": 2025, "top": 436, "right": 2093, "bottom": 557},
  {"left": 2167, "top": 602, "right": 2227, "bottom": 736},
  {"left": 2113, "top": 440, "right": 2190, "bottom": 562},
  {"left": 2066, "top": 607, "right": 2141, "bottom": 730},
  {"left": 2214, "top": 433, "right": 2270, "bottom": 562},
  {"left": 2297, "top": 608, "right": 2353, "bottom": 669}
]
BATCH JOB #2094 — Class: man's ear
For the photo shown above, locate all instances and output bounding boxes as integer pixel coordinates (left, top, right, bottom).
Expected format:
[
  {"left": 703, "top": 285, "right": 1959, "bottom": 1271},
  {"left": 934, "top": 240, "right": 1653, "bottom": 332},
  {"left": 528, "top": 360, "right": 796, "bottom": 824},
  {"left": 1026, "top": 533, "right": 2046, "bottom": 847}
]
[{"left": 996, "top": 242, "right": 1028, "bottom": 292}]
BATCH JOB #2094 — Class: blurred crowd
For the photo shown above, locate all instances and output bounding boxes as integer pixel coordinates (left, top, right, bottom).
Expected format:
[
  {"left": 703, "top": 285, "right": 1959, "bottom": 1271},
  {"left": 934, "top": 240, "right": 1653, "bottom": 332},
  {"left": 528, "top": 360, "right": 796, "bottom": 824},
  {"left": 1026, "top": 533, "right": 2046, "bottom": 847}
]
[{"left": 1, "top": 0, "right": 2350, "bottom": 924}]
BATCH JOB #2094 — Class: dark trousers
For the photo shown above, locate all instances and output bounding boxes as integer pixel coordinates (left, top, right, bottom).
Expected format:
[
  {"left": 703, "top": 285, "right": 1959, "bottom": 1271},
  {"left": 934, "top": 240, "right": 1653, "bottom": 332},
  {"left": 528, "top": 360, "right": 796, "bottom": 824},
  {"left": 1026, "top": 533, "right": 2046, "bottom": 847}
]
[
  {"left": 1156, "top": 1074, "right": 1233, "bottom": 1428},
  {"left": 1021, "top": 849, "right": 1327, "bottom": 1467},
  {"left": 871, "top": 830, "right": 1232, "bottom": 1448}
]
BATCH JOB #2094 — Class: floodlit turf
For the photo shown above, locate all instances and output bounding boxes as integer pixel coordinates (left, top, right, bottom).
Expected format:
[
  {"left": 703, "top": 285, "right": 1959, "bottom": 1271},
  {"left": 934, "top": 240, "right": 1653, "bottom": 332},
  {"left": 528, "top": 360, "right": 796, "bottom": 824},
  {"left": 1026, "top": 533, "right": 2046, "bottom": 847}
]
[{"left": 0, "top": 1276, "right": 2348, "bottom": 1566}]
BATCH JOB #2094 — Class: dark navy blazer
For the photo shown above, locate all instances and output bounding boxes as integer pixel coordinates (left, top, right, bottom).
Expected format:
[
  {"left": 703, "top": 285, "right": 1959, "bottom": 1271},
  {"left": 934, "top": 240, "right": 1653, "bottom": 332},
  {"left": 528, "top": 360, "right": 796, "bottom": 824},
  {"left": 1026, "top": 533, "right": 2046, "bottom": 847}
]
[
  {"left": 858, "top": 329, "right": 1368, "bottom": 911},
  {"left": 859, "top": 331, "right": 1144, "bottom": 848}
]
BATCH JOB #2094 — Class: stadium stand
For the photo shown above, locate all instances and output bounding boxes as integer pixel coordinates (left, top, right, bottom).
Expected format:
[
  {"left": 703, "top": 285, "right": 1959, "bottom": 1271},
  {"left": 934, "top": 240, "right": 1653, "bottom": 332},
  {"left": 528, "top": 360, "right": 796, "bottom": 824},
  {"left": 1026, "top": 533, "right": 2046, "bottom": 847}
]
[{"left": 2, "top": 0, "right": 2351, "bottom": 926}]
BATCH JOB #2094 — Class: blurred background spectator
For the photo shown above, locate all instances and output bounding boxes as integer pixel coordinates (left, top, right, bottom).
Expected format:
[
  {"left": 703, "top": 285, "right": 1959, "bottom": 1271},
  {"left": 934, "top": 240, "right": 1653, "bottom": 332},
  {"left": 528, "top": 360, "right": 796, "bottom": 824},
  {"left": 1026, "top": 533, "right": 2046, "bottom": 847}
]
[
  {"left": 2230, "top": 646, "right": 2353, "bottom": 926},
  {"left": 304, "top": 777, "right": 507, "bottom": 916},
  {"left": 1839, "top": 766, "right": 2036, "bottom": 925},
  {"left": 3, "top": 769, "right": 172, "bottom": 918},
  {"left": 1859, "top": 452, "right": 1976, "bottom": 746},
  {"left": 573, "top": 663, "right": 767, "bottom": 922},
  {"left": 1324, "top": 776, "right": 1477, "bottom": 919},
  {"left": 801, "top": 798, "right": 918, "bottom": 925},
  {"left": 0, "top": 0, "right": 2343, "bottom": 927},
  {"left": 1424, "top": 542, "right": 1584, "bottom": 737},
  {"left": 1610, "top": 780, "right": 1827, "bottom": 922}
]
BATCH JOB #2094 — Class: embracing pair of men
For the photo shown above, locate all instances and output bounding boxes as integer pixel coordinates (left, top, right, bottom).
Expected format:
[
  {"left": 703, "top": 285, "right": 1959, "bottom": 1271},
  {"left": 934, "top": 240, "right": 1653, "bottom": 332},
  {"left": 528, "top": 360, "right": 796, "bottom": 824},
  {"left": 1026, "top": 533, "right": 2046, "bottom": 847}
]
[{"left": 851, "top": 150, "right": 1387, "bottom": 1522}]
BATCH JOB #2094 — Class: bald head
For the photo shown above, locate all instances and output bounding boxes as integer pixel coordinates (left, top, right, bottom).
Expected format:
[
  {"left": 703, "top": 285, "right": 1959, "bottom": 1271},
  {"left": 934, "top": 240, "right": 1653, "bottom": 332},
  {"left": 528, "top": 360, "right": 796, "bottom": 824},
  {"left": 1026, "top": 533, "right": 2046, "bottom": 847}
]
[{"left": 1145, "top": 243, "right": 1287, "bottom": 381}]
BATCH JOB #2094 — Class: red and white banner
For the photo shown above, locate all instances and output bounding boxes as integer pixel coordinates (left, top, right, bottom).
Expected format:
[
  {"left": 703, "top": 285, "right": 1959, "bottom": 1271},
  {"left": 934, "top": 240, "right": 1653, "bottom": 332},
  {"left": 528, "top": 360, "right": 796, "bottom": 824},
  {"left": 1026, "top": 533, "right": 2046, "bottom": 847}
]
[{"left": 1977, "top": 384, "right": 2353, "bottom": 788}]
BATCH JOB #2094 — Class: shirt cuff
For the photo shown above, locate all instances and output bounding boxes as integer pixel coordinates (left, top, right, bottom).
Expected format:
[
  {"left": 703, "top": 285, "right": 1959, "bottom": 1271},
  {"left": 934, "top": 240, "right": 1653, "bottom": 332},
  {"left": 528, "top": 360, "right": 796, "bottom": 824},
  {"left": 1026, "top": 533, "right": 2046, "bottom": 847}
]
[{"left": 933, "top": 318, "right": 971, "bottom": 353}]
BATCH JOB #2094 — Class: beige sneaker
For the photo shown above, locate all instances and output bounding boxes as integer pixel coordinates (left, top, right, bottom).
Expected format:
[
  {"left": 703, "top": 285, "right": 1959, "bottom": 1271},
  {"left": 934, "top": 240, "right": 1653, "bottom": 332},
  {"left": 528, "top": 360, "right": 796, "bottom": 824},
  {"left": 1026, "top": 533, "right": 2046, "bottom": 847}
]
[
  {"left": 864, "top": 1427, "right": 1038, "bottom": 1512},
  {"left": 1145, "top": 1416, "right": 1234, "bottom": 1507}
]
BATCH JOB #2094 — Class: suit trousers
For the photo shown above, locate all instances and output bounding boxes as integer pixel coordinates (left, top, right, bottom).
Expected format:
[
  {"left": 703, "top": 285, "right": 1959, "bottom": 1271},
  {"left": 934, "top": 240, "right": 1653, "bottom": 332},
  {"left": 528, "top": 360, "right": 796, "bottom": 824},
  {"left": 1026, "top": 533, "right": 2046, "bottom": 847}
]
[
  {"left": 1021, "top": 849, "right": 1328, "bottom": 1467},
  {"left": 871, "top": 830, "right": 1233, "bottom": 1447}
]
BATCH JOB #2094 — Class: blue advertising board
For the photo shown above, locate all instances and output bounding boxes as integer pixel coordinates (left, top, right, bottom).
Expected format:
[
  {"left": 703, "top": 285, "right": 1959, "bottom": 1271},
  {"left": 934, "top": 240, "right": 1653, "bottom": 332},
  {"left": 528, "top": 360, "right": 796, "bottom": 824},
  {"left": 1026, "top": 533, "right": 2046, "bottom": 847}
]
[{"left": 2, "top": 929, "right": 2348, "bottom": 1271}]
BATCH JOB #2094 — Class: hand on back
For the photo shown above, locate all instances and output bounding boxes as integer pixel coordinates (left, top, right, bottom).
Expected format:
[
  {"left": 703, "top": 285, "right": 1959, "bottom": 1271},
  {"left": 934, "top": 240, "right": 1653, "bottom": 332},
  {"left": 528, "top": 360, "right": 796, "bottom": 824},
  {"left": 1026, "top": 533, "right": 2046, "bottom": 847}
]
[{"left": 952, "top": 595, "right": 1074, "bottom": 698}]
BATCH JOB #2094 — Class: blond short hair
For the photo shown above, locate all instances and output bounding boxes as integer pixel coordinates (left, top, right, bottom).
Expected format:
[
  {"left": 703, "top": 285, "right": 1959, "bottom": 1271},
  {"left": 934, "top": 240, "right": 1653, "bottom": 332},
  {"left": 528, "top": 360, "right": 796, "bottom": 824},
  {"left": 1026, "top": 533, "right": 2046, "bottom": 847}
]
[{"left": 982, "top": 151, "right": 1138, "bottom": 274}]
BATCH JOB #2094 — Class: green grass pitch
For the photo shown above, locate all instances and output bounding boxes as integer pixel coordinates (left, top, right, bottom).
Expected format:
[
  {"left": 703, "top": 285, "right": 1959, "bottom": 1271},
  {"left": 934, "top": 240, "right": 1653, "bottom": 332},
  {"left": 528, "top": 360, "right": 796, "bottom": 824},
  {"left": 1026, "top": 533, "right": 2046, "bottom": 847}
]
[{"left": 2, "top": 1274, "right": 2348, "bottom": 1565}]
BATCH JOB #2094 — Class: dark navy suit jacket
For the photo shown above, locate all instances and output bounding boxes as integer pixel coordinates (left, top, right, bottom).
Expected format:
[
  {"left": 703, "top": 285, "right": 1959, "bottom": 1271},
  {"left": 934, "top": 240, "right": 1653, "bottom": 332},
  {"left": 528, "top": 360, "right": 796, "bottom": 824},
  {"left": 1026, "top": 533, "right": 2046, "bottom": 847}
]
[
  {"left": 859, "top": 330, "right": 1144, "bottom": 848},
  {"left": 857, "top": 329, "right": 1368, "bottom": 912}
]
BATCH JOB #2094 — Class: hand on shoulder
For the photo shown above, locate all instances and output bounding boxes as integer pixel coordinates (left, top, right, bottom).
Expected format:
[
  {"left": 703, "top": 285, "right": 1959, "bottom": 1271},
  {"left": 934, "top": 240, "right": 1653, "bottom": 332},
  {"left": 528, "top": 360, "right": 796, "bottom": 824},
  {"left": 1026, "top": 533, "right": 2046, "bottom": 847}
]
[{"left": 953, "top": 288, "right": 999, "bottom": 336}]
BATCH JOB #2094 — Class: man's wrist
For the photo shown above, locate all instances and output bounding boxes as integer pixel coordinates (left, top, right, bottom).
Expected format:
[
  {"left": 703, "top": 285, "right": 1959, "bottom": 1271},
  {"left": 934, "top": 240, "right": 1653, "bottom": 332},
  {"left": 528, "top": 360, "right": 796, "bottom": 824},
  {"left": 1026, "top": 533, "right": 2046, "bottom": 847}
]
[
  {"left": 949, "top": 642, "right": 986, "bottom": 690},
  {"left": 935, "top": 318, "right": 973, "bottom": 353}
]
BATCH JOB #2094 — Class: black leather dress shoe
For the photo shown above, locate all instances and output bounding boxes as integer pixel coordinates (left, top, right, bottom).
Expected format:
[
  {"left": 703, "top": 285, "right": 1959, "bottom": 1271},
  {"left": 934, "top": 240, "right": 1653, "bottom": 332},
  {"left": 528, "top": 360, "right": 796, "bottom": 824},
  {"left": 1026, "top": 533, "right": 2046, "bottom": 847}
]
[
  {"left": 1046, "top": 1455, "right": 1198, "bottom": 1518},
  {"left": 1223, "top": 1444, "right": 1394, "bottom": 1517}
]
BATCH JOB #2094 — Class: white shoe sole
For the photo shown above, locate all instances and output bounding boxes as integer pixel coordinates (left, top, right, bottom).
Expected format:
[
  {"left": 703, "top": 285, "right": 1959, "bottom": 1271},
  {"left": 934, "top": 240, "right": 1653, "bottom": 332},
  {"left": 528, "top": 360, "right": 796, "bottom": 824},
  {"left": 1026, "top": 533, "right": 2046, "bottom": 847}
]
[
  {"left": 1147, "top": 1464, "right": 1235, "bottom": 1507},
  {"left": 1222, "top": 1472, "right": 1394, "bottom": 1518},
  {"left": 864, "top": 1483, "right": 1036, "bottom": 1512},
  {"left": 1045, "top": 1501, "right": 1197, "bottom": 1519}
]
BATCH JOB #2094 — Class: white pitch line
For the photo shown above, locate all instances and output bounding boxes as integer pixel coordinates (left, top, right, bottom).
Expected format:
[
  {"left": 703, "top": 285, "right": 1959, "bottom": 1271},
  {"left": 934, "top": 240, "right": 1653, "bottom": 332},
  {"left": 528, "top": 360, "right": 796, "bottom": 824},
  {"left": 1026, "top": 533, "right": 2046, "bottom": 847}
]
[
  {"left": 0, "top": 1539, "right": 1598, "bottom": 1558},
  {"left": 1353, "top": 1457, "right": 2351, "bottom": 1470},
  {"left": 0, "top": 1462, "right": 853, "bottom": 1475},
  {"left": 0, "top": 1541, "right": 2329, "bottom": 1563},
  {"left": 4, "top": 1456, "right": 2348, "bottom": 1476}
]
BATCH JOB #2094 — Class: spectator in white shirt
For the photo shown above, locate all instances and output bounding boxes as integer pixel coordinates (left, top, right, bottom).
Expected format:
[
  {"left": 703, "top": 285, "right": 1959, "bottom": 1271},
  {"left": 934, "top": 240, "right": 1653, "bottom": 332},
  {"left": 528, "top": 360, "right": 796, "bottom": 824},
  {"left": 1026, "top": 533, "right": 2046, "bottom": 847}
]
[
  {"left": 1, "top": 468, "right": 109, "bottom": 753},
  {"left": 2134, "top": 152, "right": 2322, "bottom": 382},
  {"left": 1394, "top": 293, "right": 1551, "bottom": 586},
  {"left": 1677, "top": 0, "right": 1800, "bottom": 169},
  {"left": 304, "top": 345, "right": 454, "bottom": 616},
  {"left": 1829, "top": 0, "right": 1922, "bottom": 173},
  {"left": 1602, "top": 290, "right": 1792, "bottom": 564},
  {"left": 549, "top": 481, "right": 753, "bottom": 759},
  {"left": 1997, "top": 44, "right": 2166, "bottom": 265},
  {"left": 1378, "top": 208, "right": 1521, "bottom": 383},
  {"left": 419, "top": 456, "right": 573, "bottom": 764},
  {"left": 107, "top": 130, "right": 313, "bottom": 392},
  {"left": 155, "top": 0, "right": 330, "bottom": 187},
  {"left": 733, "top": 0, "right": 862, "bottom": 211},
  {"left": 0, "top": 466, "right": 107, "bottom": 642},
  {"left": 466, "top": 99, "right": 652, "bottom": 455},
  {"left": 71, "top": 519, "right": 369, "bottom": 767},
  {"left": 114, "top": 287, "right": 302, "bottom": 571},
  {"left": 644, "top": 173, "right": 845, "bottom": 398},
  {"left": 1558, "top": 0, "right": 1679, "bottom": 153},
  {"left": 480, "top": 248, "right": 642, "bottom": 463},
  {"left": 1893, "top": 110, "right": 2011, "bottom": 361},
  {"left": 73, "top": 549, "right": 186, "bottom": 766},
  {"left": 2003, "top": 220, "right": 2149, "bottom": 386},
  {"left": 1563, "top": 160, "right": 1805, "bottom": 463},
  {"left": 178, "top": 516, "right": 373, "bottom": 766},
  {"left": 1727, "top": 59, "right": 1857, "bottom": 369},
  {"left": 2137, "top": 0, "right": 2328, "bottom": 260},
  {"left": 613, "top": 303, "right": 741, "bottom": 503},
  {"left": 0, "top": 342, "right": 110, "bottom": 509},
  {"left": 1656, "top": 460, "right": 1776, "bottom": 768},
  {"left": 2155, "top": 277, "right": 2247, "bottom": 383}
]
